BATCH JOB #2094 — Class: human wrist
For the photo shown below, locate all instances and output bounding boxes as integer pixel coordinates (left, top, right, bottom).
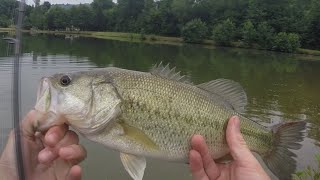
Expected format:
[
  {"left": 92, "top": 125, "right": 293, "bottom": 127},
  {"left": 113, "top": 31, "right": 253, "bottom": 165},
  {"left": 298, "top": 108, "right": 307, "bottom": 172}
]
[
  {"left": 0, "top": 130, "right": 18, "bottom": 180},
  {"left": 0, "top": 160, "right": 18, "bottom": 180}
]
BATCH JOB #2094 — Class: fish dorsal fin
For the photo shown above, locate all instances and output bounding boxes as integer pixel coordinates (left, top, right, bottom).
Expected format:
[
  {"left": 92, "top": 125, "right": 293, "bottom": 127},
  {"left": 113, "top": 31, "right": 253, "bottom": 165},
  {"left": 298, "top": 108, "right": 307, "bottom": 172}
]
[
  {"left": 150, "top": 62, "right": 193, "bottom": 84},
  {"left": 120, "top": 152, "right": 146, "bottom": 180},
  {"left": 197, "top": 79, "right": 248, "bottom": 112}
]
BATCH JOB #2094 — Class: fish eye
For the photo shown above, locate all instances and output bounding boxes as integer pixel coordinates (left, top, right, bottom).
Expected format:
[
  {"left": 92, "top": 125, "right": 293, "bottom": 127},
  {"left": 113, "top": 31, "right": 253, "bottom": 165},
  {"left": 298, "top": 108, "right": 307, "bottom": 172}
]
[{"left": 60, "top": 75, "right": 71, "bottom": 86}]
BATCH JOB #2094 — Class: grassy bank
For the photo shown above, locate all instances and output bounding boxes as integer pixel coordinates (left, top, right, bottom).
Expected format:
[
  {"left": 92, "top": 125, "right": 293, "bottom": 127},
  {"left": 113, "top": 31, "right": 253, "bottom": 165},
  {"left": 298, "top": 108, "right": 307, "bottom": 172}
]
[
  {"left": 1, "top": 28, "right": 320, "bottom": 57},
  {"left": 0, "top": 28, "right": 13, "bottom": 32},
  {"left": 91, "top": 31, "right": 184, "bottom": 45},
  {"left": 297, "top": 48, "right": 320, "bottom": 56}
]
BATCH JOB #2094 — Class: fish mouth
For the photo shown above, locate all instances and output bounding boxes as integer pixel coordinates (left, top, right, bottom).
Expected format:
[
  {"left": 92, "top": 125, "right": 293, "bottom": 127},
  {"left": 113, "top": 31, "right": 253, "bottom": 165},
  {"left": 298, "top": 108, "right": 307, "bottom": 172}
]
[
  {"left": 35, "top": 77, "right": 51, "bottom": 112},
  {"left": 34, "top": 77, "right": 65, "bottom": 131}
]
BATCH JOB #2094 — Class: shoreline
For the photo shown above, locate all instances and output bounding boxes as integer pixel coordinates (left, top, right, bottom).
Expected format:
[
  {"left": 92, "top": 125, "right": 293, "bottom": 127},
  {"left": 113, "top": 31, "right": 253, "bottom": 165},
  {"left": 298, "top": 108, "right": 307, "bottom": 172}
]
[{"left": 1, "top": 28, "right": 320, "bottom": 58}]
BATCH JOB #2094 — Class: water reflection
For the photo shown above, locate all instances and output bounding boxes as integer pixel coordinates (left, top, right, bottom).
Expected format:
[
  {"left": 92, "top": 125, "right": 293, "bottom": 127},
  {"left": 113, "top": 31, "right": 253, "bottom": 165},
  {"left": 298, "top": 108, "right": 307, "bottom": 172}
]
[{"left": 0, "top": 33, "right": 319, "bottom": 179}]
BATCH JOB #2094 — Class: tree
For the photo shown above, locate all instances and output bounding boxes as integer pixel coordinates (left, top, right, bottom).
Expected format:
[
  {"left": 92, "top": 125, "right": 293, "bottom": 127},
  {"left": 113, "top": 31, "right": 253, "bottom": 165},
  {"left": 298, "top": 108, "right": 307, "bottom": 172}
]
[
  {"left": 154, "top": 0, "right": 180, "bottom": 36},
  {"left": 241, "top": 20, "right": 256, "bottom": 46},
  {"left": 69, "top": 5, "right": 94, "bottom": 31},
  {"left": 212, "top": 19, "right": 237, "bottom": 46},
  {"left": 0, "top": 0, "right": 17, "bottom": 27},
  {"left": 171, "top": 0, "right": 193, "bottom": 23},
  {"left": 30, "top": 7, "right": 47, "bottom": 29},
  {"left": 115, "top": 0, "right": 145, "bottom": 32},
  {"left": 46, "top": 6, "right": 69, "bottom": 30},
  {"left": 181, "top": 18, "right": 208, "bottom": 43},
  {"left": 92, "top": 0, "right": 113, "bottom": 10},
  {"left": 2, "top": 0, "right": 318, "bottom": 51},
  {"left": 91, "top": 0, "right": 114, "bottom": 30},
  {"left": 303, "top": 0, "right": 320, "bottom": 48},
  {"left": 34, "top": 0, "right": 40, "bottom": 7},
  {"left": 0, "top": 15, "right": 10, "bottom": 27},
  {"left": 256, "top": 22, "right": 274, "bottom": 49},
  {"left": 42, "top": 1, "right": 51, "bottom": 11}
]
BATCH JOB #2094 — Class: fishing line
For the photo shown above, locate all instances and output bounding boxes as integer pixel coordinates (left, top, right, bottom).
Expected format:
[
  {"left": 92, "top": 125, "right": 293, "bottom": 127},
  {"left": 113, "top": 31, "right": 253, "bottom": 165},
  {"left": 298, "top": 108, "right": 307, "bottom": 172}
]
[{"left": 12, "top": 0, "right": 26, "bottom": 180}]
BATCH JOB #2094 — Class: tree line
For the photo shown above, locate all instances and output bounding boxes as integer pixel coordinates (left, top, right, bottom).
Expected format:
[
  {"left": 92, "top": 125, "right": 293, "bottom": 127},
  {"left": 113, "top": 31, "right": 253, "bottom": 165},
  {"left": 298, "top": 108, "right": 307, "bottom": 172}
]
[{"left": 0, "top": 0, "right": 319, "bottom": 52}]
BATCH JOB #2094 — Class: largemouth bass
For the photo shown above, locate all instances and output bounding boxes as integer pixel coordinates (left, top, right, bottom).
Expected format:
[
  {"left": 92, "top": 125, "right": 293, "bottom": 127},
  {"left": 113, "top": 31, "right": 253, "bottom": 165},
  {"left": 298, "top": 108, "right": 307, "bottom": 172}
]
[{"left": 33, "top": 63, "right": 306, "bottom": 180}]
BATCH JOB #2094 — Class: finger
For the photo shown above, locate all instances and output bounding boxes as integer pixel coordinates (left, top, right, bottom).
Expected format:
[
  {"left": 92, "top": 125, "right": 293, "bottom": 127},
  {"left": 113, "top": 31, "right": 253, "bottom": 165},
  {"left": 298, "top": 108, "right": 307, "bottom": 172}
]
[
  {"left": 38, "top": 147, "right": 58, "bottom": 164},
  {"left": 55, "top": 130, "right": 79, "bottom": 148},
  {"left": 59, "top": 144, "right": 87, "bottom": 165},
  {"left": 189, "top": 150, "right": 208, "bottom": 180},
  {"left": 44, "top": 124, "right": 68, "bottom": 147},
  {"left": 21, "top": 110, "right": 39, "bottom": 139},
  {"left": 38, "top": 131, "right": 79, "bottom": 164},
  {"left": 67, "top": 165, "right": 82, "bottom": 180},
  {"left": 191, "top": 135, "right": 220, "bottom": 179},
  {"left": 226, "top": 116, "right": 256, "bottom": 163}
]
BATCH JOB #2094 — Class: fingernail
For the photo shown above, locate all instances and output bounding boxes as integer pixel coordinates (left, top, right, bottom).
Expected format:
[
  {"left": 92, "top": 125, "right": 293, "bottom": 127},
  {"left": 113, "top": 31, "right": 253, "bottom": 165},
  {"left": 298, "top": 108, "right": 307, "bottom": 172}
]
[
  {"left": 39, "top": 149, "right": 54, "bottom": 163},
  {"left": 232, "top": 116, "right": 240, "bottom": 131}
]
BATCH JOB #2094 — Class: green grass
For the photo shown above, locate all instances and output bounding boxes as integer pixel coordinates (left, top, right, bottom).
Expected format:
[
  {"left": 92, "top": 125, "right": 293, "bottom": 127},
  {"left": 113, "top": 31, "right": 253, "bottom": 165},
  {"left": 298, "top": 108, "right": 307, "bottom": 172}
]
[
  {"left": 297, "top": 48, "right": 320, "bottom": 56},
  {"left": 88, "top": 31, "right": 184, "bottom": 46},
  {"left": 0, "top": 27, "right": 15, "bottom": 32}
]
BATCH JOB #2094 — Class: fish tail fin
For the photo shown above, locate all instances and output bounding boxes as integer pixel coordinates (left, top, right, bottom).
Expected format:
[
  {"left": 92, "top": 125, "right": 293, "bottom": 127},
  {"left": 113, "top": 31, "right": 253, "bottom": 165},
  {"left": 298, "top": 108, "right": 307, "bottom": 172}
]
[{"left": 262, "top": 121, "right": 306, "bottom": 180}]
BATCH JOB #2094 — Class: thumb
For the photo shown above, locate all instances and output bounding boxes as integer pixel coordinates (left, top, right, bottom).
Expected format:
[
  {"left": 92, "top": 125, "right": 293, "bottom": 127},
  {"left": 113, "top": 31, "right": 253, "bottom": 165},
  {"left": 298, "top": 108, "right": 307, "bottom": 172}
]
[
  {"left": 21, "top": 110, "right": 40, "bottom": 138},
  {"left": 226, "top": 116, "right": 256, "bottom": 163}
]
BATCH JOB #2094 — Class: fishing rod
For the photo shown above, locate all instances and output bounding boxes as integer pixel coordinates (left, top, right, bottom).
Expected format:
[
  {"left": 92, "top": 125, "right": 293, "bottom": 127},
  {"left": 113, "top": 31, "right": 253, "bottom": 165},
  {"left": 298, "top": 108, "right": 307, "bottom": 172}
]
[{"left": 13, "top": 0, "right": 25, "bottom": 180}]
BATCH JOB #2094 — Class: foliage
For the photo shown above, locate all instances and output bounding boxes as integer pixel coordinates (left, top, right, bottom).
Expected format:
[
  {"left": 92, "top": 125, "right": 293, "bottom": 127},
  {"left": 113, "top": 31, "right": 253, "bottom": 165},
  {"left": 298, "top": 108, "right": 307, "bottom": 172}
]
[
  {"left": 0, "top": 0, "right": 319, "bottom": 52},
  {"left": 212, "top": 19, "right": 236, "bottom": 46},
  {"left": 69, "top": 5, "right": 94, "bottom": 31},
  {"left": 0, "top": 0, "right": 16, "bottom": 27},
  {"left": 256, "top": 22, "right": 275, "bottom": 49},
  {"left": 241, "top": 20, "right": 256, "bottom": 46},
  {"left": 302, "top": 0, "right": 320, "bottom": 49},
  {"left": 46, "top": 6, "right": 69, "bottom": 30},
  {"left": 0, "top": 15, "right": 10, "bottom": 27},
  {"left": 181, "top": 18, "right": 208, "bottom": 43},
  {"left": 293, "top": 154, "right": 320, "bottom": 180},
  {"left": 272, "top": 32, "right": 301, "bottom": 53}
]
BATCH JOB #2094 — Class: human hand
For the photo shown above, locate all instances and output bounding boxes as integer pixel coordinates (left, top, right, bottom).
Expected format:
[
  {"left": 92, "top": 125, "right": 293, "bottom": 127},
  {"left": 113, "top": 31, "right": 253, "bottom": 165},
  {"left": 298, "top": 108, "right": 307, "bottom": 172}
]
[
  {"left": 189, "top": 116, "right": 270, "bottom": 180},
  {"left": 0, "top": 110, "right": 87, "bottom": 180}
]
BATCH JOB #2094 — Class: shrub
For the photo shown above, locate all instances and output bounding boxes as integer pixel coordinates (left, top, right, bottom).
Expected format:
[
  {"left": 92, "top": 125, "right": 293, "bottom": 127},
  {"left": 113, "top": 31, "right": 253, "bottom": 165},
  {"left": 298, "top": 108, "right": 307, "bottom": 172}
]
[
  {"left": 241, "top": 20, "right": 256, "bottom": 46},
  {"left": 181, "top": 18, "right": 208, "bottom": 43},
  {"left": 212, "top": 19, "right": 236, "bottom": 46},
  {"left": 272, "top": 32, "right": 301, "bottom": 52}
]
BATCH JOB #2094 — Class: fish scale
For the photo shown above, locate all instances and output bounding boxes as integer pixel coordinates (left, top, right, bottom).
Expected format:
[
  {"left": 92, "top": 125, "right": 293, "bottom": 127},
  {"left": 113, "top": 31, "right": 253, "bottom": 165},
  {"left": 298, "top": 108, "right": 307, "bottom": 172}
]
[{"left": 112, "top": 71, "right": 270, "bottom": 160}]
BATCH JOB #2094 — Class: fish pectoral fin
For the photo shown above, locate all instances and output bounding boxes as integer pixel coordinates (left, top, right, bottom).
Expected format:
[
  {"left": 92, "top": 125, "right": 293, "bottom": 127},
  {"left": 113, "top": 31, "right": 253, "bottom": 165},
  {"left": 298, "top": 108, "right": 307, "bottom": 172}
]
[
  {"left": 120, "top": 123, "right": 158, "bottom": 150},
  {"left": 215, "top": 153, "right": 233, "bottom": 163},
  {"left": 197, "top": 79, "right": 247, "bottom": 112},
  {"left": 120, "top": 152, "right": 146, "bottom": 180}
]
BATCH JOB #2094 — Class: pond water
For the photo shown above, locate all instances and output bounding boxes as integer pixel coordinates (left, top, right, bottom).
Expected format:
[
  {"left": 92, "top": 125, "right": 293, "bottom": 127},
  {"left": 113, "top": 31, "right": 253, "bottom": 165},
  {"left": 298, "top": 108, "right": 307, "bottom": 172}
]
[{"left": 0, "top": 33, "right": 319, "bottom": 179}]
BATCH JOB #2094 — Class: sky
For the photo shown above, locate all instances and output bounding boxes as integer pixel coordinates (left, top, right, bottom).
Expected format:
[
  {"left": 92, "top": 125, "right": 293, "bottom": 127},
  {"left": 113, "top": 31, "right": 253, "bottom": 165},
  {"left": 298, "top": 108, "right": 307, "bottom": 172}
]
[{"left": 26, "top": 0, "right": 94, "bottom": 5}]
